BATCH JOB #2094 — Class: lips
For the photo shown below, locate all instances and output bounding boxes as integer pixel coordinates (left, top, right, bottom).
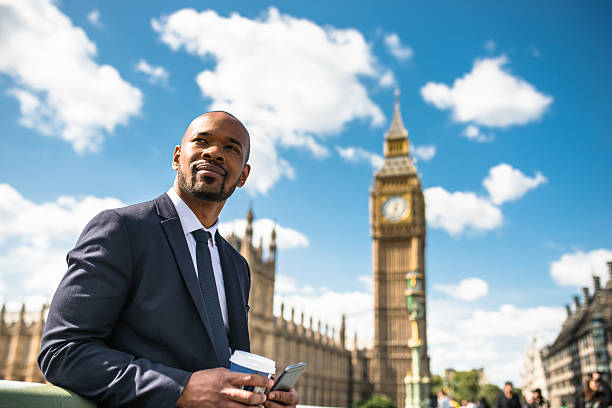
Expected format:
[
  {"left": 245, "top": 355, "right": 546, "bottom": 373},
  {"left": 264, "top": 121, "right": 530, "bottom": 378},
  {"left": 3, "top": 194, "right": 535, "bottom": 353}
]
[{"left": 194, "top": 162, "right": 226, "bottom": 177}]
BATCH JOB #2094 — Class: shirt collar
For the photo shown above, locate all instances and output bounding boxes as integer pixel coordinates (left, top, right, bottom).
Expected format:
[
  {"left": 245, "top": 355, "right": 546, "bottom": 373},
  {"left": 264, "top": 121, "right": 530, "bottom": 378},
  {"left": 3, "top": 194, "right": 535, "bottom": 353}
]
[{"left": 167, "top": 187, "right": 219, "bottom": 245}]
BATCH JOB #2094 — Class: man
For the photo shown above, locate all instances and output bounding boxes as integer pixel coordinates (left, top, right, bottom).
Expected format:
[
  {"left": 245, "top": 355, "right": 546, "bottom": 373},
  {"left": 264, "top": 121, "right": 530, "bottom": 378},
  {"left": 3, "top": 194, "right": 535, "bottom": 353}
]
[
  {"left": 38, "top": 112, "right": 299, "bottom": 408},
  {"left": 437, "top": 390, "right": 450, "bottom": 408},
  {"left": 495, "top": 382, "right": 521, "bottom": 408},
  {"left": 526, "top": 388, "right": 547, "bottom": 408},
  {"left": 592, "top": 372, "right": 612, "bottom": 405}
]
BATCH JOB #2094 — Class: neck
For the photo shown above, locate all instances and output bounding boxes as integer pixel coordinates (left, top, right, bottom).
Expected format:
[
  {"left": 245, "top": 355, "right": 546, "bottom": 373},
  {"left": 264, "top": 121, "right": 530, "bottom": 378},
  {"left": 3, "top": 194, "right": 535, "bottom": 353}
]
[{"left": 174, "top": 183, "right": 226, "bottom": 228}]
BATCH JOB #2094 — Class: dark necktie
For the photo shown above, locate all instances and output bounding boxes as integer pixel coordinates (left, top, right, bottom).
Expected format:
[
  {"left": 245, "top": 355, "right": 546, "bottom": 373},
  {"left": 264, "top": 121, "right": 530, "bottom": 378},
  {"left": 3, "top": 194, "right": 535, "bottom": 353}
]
[{"left": 192, "top": 229, "right": 231, "bottom": 368}]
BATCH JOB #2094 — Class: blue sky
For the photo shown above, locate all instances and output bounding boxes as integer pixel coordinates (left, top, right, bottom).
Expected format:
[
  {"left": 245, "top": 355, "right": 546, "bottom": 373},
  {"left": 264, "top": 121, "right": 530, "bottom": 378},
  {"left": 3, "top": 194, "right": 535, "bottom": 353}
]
[{"left": 1, "top": 0, "right": 611, "bottom": 386}]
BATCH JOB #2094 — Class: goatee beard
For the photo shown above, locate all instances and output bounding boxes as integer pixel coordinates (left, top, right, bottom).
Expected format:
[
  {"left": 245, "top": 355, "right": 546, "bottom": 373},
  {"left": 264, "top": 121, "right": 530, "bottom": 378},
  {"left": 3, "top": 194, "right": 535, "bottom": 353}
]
[{"left": 177, "top": 164, "right": 238, "bottom": 202}]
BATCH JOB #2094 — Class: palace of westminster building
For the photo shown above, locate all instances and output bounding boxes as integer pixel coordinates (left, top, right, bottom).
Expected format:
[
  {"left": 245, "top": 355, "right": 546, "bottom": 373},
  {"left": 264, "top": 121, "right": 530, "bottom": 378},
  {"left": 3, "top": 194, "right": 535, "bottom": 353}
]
[{"left": 0, "top": 97, "right": 431, "bottom": 408}]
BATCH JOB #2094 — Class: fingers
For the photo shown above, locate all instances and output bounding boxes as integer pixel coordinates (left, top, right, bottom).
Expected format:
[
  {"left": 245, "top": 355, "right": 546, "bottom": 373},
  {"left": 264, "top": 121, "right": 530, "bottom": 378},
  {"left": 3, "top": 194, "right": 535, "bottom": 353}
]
[
  {"left": 178, "top": 368, "right": 270, "bottom": 408},
  {"left": 265, "top": 389, "right": 299, "bottom": 407},
  {"left": 222, "top": 387, "right": 267, "bottom": 406},
  {"left": 229, "top": 372, "right": 270, "bottom": 389}
]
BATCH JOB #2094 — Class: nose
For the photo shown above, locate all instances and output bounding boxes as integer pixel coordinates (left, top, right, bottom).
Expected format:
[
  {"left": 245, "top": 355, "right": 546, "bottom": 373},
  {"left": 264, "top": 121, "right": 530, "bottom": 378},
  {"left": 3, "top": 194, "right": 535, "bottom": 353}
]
[{"left": 201, "top": 143, "right": 224, "bottom": 163}]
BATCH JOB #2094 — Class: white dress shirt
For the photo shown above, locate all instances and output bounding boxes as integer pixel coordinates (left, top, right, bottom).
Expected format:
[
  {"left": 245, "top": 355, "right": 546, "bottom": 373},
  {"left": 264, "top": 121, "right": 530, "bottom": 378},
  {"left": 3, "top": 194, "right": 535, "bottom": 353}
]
[{"left": 167, "top": 187, "right": 229, "bottom": 330}]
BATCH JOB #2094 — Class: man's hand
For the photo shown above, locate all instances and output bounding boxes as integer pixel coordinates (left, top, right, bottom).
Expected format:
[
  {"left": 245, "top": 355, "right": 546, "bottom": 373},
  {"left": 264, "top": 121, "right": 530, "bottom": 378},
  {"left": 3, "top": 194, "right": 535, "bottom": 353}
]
[
  {"left": 264, "top": 388, "right": 299, "bottom": 408},
  {"left": 176, "top": 368, "right": 270, "bottom": 408}
]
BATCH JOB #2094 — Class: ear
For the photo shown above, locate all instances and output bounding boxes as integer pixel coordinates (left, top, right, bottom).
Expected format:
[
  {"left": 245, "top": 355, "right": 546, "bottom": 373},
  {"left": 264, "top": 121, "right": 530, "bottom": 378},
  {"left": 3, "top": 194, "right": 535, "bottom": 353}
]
[
  {"left": 171, "top": 146, "right": 181, "bottom": 170},
  {"left": 237, "top": 164, "right": 251, "bottom": 188}
]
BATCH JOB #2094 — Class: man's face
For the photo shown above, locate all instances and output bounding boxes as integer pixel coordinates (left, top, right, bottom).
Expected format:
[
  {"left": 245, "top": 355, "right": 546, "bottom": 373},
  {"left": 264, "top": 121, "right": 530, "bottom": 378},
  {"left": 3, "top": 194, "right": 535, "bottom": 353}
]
[
  {"left": 504, "top": 384, "right": 513, "bottom": 394},
  {"left": 173, "top": 112, "right": 251, "bottom": 202}
]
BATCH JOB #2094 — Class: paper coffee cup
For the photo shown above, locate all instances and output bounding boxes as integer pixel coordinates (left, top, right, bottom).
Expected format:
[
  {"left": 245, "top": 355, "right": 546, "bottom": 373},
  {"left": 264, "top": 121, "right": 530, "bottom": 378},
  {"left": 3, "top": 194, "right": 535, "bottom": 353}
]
[{"left": 229, "top": 350, "right": 276, "bottom": 394}]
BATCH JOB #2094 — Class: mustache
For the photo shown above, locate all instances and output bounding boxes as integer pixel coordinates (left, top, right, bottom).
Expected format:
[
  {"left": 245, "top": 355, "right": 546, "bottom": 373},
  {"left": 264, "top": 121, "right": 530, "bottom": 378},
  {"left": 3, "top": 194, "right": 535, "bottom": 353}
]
[{"left": 191, "top": 160, "right": 227, "bottom": 176}]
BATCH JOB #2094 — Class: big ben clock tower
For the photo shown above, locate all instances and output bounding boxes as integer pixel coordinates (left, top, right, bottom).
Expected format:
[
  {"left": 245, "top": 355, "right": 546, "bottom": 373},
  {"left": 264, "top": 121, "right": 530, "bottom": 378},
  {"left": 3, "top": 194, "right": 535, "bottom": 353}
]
[{"left": 371, "top": 90, "right": 430, "bottom": 408}]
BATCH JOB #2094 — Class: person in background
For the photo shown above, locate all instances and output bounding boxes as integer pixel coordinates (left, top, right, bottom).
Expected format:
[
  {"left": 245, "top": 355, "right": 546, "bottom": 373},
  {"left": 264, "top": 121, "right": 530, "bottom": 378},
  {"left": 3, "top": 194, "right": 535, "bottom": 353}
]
[
  {"left": 496, "top": 381, "right": 521, "bottom": 408},
  {"left": 478, "top": 397, "right": 491, "bottom": 408},
  {"left": 592, "top": 372, "right": 612, "bottom": 405},
  {"left": 575, "top": 377, "right": 609, "bottom": 408},
  {"left": 527, "top": 388, "right": 548, "bottom": 408},
  {"left": 431, "top": 392, "right": 439, "bottom": 408},
  {"left": 438, "top": 390, "right": 451, "bottom": 408},
  {"left": 523, "top": 393, "right": 533, "bottom": 408}
]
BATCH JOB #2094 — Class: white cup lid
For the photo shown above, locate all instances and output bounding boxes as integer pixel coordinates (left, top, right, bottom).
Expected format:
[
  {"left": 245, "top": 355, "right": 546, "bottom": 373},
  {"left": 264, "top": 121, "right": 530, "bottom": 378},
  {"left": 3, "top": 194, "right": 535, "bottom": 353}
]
[{"left": 230, "top": 350, "right": 276, "bottom": 374}]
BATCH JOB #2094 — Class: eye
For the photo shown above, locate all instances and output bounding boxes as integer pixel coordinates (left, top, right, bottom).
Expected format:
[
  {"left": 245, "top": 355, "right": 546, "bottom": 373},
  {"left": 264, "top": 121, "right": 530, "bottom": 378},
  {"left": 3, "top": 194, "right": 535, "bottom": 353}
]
[{"left": 226, "top": 144, "right": 240, "bottom": 153}]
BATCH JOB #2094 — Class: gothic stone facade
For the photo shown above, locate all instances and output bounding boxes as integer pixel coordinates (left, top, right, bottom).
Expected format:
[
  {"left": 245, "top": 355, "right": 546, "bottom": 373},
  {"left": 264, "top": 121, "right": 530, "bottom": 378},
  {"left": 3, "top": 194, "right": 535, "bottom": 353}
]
[
  {"left": 541, "top": 262, "right": 612, "bottom": 408},
  {"left": 0, "top": 304, "right": 46, "bottom": 382},
  {"left": 369, "top": 95, "right": 430, "bottom": 408},
  {"left": 231, "top": 209, "right": 374, "bottom": 407},
  {"left": 520, "top": 336, "right": 549, "bottom": 400}
]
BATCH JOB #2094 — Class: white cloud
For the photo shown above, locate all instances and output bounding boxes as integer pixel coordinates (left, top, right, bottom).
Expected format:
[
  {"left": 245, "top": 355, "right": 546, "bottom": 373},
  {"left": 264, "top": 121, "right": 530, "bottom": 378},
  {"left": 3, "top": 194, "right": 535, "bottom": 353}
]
[
  {"left": 412, "top": 144, "right": 436, "bottom": 161},
  {"left": 550, "top": 249, "right": 612, "bottom": 288},
  {"left": 425, "top": 163, "right": 545, "bottom": 236},
  {"left": 379, "top": 70, "right": 395, "bottom": 87},
  {"left": 337, "top": 144, "right": 433, "bottom": 168},
  {"left": 135, "top": 59, "right": 169, "bottom": 84},
  {"left": 434, "top": 277, "right": 489, "bottom": 301},
  {"left": 420, "top": 55, "right": 552, "bottom": 127},
  {"left": 384, "top": 33, "right": 414, "bottom": 60},
  {"left": 0, "top": 184, "right": 125, "bottom": 302},
  {"left": 428, "top": 299, "right": 565, "bottom": 385},
  {"left": 461, "top": 124, "right": 494, "bottom": 143},
  {"left": 336, "top": 146, "right": 383, "bottom": 169},
  {"left": 484, "top": 40, "right": 496, "bottom": 52},
  {"left": 530, "top": 45, "right": 541, "bottom": 58},
  {"left": 87, "top": 9, "right": 101, "bottom": 27},
  {"left": 358, "top": 275, "right": 373, "bottom": 292},
  {"left": 0, "top": 0, "right": 142, "bottom": 153},
  {"left": 424, "top": 186, "right": 503, "bottom": 236},
  {"left": 275, "top": 277, "right": 373, "bottom": 349},
  {"left": 459, "top": 304, "right": 565, "bottom": 338},
  {"left": 483, "top": 163, "right": 547, "bottom": 205},
  {"left": 152, "top": 7, "right": 386, "bottom": 194},
  {"left": 275, "top": 275, "right": 298, "bottom": 294},
  {"left": 219, "top": 217, "right": 309, "bottom": 251},
  {"left": 2, "top": 295, "right": 50, "bottom": 325}
]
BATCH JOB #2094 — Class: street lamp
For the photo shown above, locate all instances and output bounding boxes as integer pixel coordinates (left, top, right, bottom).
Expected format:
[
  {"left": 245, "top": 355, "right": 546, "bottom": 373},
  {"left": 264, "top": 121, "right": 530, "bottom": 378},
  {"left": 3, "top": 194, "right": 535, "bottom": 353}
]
[{"left": 404, "top": 270, "right": 430, "bottom": 408}]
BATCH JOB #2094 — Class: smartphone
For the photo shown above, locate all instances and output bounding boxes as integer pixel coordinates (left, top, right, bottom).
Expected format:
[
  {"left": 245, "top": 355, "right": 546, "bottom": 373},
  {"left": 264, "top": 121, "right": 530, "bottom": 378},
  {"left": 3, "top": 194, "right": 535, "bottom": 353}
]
[{"left": 268, "top": 362, "right": 307, "bottom": 393}]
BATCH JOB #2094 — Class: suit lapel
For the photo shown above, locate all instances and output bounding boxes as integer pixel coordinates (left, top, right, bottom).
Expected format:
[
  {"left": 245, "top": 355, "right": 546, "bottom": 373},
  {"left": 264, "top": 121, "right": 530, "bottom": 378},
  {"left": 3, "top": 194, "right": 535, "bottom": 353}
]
[
  {"left": 216, "top": 232, "right": 250, "bottom": 352},
  {"left": 155, "top": 193, "right": 217, "bottom": 356}
]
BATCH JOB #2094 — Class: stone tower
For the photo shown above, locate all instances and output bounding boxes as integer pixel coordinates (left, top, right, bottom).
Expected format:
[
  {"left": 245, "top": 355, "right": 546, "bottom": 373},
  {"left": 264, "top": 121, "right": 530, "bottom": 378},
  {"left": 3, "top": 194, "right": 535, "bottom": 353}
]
[
  {"left": 241, "top": 207, "right": 276, "bottom": 321},
  {"left": 370, "top": 90, "right": 429, "bottom": 408}
]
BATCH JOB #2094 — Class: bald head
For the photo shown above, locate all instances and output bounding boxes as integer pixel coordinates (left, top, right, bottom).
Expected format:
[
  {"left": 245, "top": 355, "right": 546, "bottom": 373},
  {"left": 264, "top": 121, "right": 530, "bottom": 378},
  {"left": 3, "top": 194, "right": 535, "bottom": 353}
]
[
  {"left": 182, "top": 111, "right": 250, "bottom": 163},
  {"left": 172, "top": 110, "right": 251, "bottom": 204}
]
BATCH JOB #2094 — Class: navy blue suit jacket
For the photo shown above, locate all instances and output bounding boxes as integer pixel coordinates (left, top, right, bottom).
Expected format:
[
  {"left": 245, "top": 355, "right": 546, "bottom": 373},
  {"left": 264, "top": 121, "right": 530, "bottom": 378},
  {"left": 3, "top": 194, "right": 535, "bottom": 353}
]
[{"left": 38, "top": 193, "right": 251, "bottom": 407}]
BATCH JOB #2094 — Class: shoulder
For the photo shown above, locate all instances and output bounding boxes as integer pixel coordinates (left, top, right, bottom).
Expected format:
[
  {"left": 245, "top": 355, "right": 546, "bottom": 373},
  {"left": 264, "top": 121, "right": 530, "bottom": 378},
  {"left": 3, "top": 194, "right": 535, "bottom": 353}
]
[
  {"left": 113, "top": 198, "right": 158, "bottom": 221},
  {"left": 77, "top": 198, "right": 160, "bottom": 243},
  {"left": 92, "top": 198, "right": 159, "bottom": 227}
]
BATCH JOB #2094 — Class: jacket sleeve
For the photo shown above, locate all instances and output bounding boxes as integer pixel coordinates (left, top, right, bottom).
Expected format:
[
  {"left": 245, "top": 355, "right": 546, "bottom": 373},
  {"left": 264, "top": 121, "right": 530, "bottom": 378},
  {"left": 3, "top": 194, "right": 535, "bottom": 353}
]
[{"left": 38, "top": 210, "right": 191, "bottom": 407}]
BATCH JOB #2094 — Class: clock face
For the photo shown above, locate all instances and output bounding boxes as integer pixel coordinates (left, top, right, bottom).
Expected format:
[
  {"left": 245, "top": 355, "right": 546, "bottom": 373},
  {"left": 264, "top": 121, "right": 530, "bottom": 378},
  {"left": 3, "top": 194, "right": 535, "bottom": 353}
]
[{"left": 382, "top": 196, "right": 409, "bottom": 222}]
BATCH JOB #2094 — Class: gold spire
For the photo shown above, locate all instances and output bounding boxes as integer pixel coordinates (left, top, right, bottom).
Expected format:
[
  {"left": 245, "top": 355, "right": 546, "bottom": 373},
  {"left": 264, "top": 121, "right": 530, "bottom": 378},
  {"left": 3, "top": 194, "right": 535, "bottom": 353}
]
[
  {"left": 383, "top": 89, "right": 410, "bottom": 158},
  {"left": 385, "top": 88, "right": 409, "bottom": 141}
]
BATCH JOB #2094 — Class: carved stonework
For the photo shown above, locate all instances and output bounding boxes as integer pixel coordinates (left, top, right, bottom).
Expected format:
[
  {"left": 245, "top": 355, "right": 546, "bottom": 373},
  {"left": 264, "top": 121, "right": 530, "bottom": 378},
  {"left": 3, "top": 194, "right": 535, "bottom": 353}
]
[{"left": 370, "top": 92, "right": 430, "bottom": 408}]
